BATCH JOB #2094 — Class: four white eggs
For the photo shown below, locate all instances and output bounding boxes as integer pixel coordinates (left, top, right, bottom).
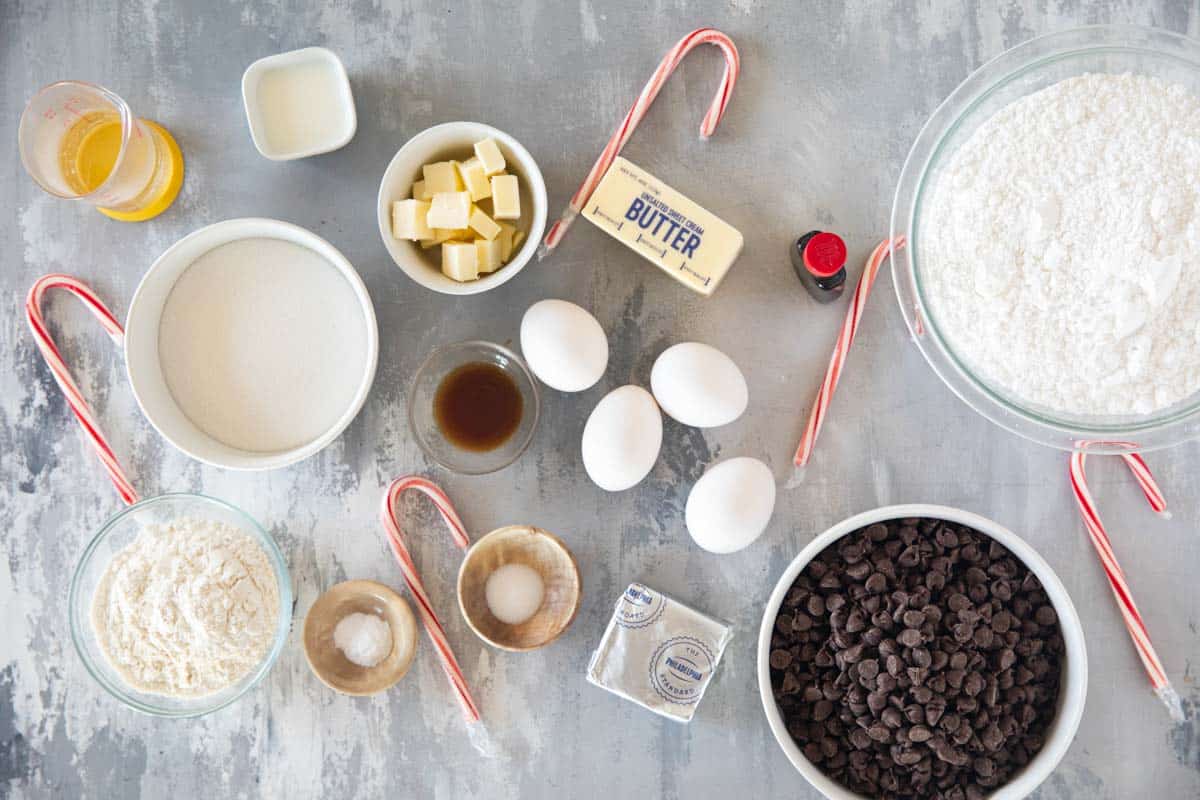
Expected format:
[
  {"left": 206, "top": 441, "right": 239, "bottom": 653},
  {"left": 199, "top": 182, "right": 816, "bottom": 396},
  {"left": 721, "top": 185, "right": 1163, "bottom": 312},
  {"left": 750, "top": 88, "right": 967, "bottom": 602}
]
[{"left": 518, "top": 299, "right": 776, "bottom": 555}]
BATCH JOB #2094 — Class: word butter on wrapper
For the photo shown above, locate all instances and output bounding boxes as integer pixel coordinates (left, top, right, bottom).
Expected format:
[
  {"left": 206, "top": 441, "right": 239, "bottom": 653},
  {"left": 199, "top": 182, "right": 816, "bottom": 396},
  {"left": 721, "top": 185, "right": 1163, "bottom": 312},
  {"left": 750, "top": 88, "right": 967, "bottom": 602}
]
[
  {"left": 585, "top": 158, "right": 744, "bottom": 296},
  {"left": 587, "top": 583, "right": 733, "bottom": 722}
]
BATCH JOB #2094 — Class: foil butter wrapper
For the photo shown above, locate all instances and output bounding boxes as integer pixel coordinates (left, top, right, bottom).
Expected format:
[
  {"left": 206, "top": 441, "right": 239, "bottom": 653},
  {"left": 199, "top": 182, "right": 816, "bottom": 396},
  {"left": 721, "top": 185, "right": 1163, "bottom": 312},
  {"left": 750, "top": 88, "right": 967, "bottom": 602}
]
[{"left": 586, "top": 583, "right": 733, "bottom": 723}]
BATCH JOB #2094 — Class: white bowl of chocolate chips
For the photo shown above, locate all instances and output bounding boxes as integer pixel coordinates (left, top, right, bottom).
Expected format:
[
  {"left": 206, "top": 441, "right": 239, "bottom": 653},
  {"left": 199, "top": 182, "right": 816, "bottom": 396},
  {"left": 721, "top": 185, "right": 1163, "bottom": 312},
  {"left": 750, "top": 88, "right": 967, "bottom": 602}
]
[{"left": 757, "top": 505, "right": 1086, "bottom": 800}]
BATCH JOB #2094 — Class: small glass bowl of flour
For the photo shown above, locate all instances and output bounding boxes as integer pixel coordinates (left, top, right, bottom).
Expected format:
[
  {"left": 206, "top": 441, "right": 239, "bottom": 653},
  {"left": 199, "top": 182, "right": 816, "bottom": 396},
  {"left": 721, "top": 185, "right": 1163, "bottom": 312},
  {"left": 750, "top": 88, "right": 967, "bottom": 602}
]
[
  {"left": 68, "top": 493, "right": 292, "bottom": 717},
  {"left": 893, "top": 25, "right": 1200, "bottom": 453}
]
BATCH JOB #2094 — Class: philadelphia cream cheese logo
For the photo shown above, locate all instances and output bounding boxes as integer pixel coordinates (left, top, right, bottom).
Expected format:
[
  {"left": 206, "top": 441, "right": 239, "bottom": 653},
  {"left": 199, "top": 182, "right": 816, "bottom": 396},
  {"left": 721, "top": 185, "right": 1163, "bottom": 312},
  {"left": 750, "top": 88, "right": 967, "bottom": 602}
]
[
  {"left": 616, "top": 583, "right": 666, "bottom": 629},
  {"left": 649, "top": 636, "right": 716, "bottom": 706}
]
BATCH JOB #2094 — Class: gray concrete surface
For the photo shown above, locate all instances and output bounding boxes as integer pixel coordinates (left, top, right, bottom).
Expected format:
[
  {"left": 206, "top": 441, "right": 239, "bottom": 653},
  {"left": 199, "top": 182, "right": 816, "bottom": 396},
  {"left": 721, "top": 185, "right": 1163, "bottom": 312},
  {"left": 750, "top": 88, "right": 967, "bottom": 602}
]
[{"left": 3, "top": 1, "right": 1200, "bottom": 798}]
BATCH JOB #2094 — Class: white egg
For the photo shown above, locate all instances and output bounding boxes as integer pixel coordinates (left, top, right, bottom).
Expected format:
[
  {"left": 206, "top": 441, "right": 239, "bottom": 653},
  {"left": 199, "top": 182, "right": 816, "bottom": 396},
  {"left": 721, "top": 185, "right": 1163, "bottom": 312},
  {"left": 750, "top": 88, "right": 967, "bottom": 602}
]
[
  {"left": 685, "top": 457, "right": 776, "bottom": 554},
  {"left": 520, "top": 299, "right": 608, "bottom": 392},
  {"left": 581, "top": 385, "right": 662, "bottom": 491},
  {"left": 650, "top": 342, "right": 748, "bottom": 428}
]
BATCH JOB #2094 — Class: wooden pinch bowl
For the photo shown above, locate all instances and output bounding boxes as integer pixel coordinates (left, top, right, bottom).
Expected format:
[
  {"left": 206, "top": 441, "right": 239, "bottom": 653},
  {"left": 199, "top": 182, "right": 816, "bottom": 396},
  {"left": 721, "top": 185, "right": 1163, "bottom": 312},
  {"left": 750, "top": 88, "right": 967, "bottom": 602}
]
[
  {"left": 457, "top": 525, "right": 581, "bottom": 652},
  {"left": 303, "top": 580, "right": 418, "bottom": 696}
]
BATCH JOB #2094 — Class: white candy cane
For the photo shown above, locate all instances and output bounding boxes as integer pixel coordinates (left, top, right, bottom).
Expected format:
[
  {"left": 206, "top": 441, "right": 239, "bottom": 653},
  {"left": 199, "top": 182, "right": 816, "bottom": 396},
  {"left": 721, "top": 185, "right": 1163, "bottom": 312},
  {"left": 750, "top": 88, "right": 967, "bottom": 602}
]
[
  {"left": 538, "top": 27, "right": 740, "bottom": 258},
  {"left": 25, "top": 274, "right": 138, "bottom": 505}
]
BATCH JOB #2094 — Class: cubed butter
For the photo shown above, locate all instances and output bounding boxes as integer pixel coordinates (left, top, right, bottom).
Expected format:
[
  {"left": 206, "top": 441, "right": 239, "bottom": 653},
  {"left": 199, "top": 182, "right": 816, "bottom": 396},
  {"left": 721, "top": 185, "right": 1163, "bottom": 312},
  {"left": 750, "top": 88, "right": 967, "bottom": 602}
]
[
  {"left": 458, "top": 158, "right": 492, "bottom": 202},
  {"left": 442, "top": 242, "right": 479, "bottom": 281},
  {"left": 392, "top": 199, "right": 433, "bottom": 241},
  {"left": 468, "top": 207, "right": 502, "bottom": 240},
  {"left": 584, "top": 157, "right": 743, "bottom": 296},
  {"left": 412, "top": 180, "right": 430, "bottom": 202},
  {"left": 497, "top": 223, "right": 517, "bottom": 261},
  {"left": 421, "top": 227, "right": 471, "bottom": 249},
  {"left": 491, "top": 174, "right": 520, "bottom": 220},
  {"left": 512, "top": 229, "right": 526, "bottom": 252},
  {"left": 427, "top": 191, "right": 473, "bottom": 230},
  {"left": 475, "top": 238, "right": 504, "bottom": 273},
  {"left": 473, "top": 138, "right": 506, "bottom": 175},
  {"left": 423, "top": 161, "right": 462, "bottom": 195}
]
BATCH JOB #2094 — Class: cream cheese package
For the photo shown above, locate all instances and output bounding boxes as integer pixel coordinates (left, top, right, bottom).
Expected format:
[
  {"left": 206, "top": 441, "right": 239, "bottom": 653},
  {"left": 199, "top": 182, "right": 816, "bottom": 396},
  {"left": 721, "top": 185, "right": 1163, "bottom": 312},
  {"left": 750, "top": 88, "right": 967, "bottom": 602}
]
[
  {"left": 587, "top": 583, "right": 733, "bottom": 722},
  {"left": 584, "top": 158, "right": 744, "bottom": 296}
]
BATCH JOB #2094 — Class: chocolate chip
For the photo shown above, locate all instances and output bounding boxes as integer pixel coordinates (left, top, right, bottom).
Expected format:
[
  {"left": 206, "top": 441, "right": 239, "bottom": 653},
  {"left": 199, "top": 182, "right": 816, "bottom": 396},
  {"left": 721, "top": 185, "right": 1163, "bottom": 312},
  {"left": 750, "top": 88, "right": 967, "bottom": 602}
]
[
  {"left": 897, "top": 628, "right": 923, "bottom": 648},
  {"left": 910, "top": 647, "right": 932, "bottom": 668},
  {"left": 909, "top": 723, "right": 934, "bottom": 743},
  {"left": 865, "top": 573, "right": 889, "bottom": 594},
  {"left": 1035, "top": 605, "right": 1057, "bottom": 626},
  {"left": 867, "top": 724, "right": 892, "bottom": 742},
  {"left": 792, "top": 613, "right": 813, "bottom": 632},
  {"left": 769, "top": 649, "right": 792, "bottom": 670},
  {"left": 973, "top": 626, "right": 994, "bottom": 648}
]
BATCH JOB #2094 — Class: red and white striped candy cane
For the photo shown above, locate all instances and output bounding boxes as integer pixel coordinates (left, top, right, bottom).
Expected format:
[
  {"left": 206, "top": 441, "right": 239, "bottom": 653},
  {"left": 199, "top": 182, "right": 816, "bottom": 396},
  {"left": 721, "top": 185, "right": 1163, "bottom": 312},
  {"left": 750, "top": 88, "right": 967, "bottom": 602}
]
[
  {"left": 1069, "top": 451, "right": 1183, "bottom": 720},
  {"left": 793, "top": 237, "right": 906, "bottom": 470},
  {"left": 25, "top": 274, "right": 138, "bottom": 505},
  {"left": 538, "top": 27, "right": 740, "bottom": 258},
  {"left": 1119, "top": 452, "right": 1168, "bottom": 515},
  {"left": 380, "top": 476, "right": 480, "bottom": 723}
]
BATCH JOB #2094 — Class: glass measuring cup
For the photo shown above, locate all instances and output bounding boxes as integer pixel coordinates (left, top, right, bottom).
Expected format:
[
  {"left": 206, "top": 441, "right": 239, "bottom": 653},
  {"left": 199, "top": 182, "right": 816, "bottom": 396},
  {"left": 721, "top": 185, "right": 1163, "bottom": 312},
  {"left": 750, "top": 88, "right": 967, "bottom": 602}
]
[{"left": 18, "top": 81, "right": 184, "bottom": 222}]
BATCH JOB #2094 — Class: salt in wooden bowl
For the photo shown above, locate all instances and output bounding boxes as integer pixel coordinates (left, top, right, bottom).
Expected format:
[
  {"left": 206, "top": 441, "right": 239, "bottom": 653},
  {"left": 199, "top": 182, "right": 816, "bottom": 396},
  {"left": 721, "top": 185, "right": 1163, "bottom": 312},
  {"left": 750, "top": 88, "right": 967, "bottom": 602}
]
[{"left": 457, "top": 525, "right": 581, "bottom": 652}]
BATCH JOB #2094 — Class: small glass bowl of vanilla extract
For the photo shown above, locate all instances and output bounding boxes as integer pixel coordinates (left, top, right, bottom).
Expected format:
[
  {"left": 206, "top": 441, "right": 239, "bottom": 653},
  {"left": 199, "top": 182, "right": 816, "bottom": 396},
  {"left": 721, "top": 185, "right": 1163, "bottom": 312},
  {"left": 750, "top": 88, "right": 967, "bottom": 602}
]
[{"left": 408, "top": 341, "right": 540, "bottom": 474}]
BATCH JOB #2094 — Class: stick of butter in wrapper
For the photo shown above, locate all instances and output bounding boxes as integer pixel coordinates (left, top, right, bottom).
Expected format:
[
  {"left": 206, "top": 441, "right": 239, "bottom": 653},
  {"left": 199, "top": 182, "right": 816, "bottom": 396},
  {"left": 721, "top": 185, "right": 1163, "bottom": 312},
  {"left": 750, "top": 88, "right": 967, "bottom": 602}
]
[
  {"left": 587, "top": 583, "right": 733, "bottom": 722},
  {"left": 584, "top": 158, "right": 744, "bottom": 296}
]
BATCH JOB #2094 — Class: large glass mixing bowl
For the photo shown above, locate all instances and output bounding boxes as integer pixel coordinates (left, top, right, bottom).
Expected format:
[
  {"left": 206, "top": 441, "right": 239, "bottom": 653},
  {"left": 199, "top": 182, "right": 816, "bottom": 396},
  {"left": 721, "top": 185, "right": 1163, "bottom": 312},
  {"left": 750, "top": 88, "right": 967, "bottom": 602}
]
[{"left": 892, "top": 25, "right": 1200, "bottom": 454}]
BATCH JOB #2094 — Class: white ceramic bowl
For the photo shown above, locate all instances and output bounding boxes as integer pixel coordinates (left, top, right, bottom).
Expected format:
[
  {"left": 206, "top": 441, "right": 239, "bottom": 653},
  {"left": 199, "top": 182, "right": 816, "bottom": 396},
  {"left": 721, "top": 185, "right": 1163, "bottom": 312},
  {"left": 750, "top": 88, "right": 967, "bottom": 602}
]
[
  {"left": 125, "top": 218, "right": 378, "bottom": 470},
  {"left": 376, "top": 122, "right": 547, "bottom": 295},
  {"left": 242, "top": 47, "right": 357, "bottom": 160},
  {"left": 757, "top": 504, "right": 1087, "bottom": 800}
]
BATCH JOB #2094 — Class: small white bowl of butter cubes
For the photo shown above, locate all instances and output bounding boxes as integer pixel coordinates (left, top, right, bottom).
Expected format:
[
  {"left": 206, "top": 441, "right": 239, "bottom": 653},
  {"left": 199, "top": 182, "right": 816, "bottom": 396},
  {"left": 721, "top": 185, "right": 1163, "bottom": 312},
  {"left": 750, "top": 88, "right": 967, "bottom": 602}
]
[{"left": 377, "top": 122, "right": 547, "bottom": 295}]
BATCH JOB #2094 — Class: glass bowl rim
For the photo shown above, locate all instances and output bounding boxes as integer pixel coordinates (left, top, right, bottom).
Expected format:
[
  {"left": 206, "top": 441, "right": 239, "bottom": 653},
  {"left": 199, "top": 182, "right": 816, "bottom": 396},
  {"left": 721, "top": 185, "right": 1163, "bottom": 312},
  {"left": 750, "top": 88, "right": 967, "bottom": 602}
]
[
  {"left": 407, "top": 339, "right": 541, "bottom": 475},
  {"left": 891, "top": 24, "right": 1200, "bottom": 454},
  {"left": 68, "top": 491, "right": 293, "bottom": 718}
]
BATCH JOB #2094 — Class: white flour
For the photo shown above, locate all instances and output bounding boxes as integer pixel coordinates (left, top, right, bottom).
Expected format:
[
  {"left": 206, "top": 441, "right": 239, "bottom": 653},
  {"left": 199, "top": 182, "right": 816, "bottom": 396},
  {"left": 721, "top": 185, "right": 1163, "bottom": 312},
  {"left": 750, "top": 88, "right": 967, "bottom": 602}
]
[
  {"left": 158, "top": 237, "right": 368, "bottom": 453},
  {"left": 922, "top": 73, "right": 1200, "bottom": 417},
  {"left": 90, "top": 518, "right": 280, "bottom": 697}
]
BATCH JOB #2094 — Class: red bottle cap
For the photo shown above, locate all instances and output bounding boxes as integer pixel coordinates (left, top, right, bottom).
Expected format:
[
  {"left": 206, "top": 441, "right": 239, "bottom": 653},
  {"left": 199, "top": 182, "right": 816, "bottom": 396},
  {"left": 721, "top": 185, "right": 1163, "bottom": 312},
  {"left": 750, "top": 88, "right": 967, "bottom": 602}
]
[{"left": 802, "top": 232, "right": 847, "bottom": 278}]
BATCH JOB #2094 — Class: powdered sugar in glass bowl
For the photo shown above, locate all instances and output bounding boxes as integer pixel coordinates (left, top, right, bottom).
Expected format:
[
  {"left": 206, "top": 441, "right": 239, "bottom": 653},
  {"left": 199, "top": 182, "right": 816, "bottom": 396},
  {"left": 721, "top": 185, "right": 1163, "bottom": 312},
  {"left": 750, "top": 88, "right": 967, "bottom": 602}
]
[{"left": 892, "top": 25, "right": 1200, "bottom": 454}]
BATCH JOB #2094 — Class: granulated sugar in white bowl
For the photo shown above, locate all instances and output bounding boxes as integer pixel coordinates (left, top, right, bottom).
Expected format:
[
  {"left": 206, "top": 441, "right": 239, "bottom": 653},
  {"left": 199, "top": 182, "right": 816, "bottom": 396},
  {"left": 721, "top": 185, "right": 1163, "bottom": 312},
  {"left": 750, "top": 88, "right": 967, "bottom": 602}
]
[
  {"left": 921, "top": 72, "right": 1200, "bottom": 418},
  {"left": 125, "top": 218, "right": 378, "bottom": 470}
]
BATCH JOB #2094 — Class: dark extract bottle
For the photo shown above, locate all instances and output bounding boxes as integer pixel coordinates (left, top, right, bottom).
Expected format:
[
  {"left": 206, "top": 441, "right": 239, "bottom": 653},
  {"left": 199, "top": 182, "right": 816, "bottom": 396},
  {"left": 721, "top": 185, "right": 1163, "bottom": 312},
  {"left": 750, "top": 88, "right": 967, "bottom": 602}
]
[{"left": 791, "top": 231, "right": 848, "bottom": 304}]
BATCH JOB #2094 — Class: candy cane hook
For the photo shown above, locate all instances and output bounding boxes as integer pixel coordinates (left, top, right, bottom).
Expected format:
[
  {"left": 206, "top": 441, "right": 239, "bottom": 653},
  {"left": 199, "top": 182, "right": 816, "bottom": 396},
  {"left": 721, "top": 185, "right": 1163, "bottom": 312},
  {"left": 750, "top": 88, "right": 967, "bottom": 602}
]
[
  {"left": 1069, "top": 451, "right": 1183, "bottom": 720},
  {"left": 25, "top": 274, "right": 138, "bottom": 505},
  {"left": 380, "top": 476, "right": 480, "bottom": 722},
  {"left": 539, "top": 27, "right": 740, "bottom": 257},
  {"left": 792, "top": 237, "right": 906, "bottom": 474}
]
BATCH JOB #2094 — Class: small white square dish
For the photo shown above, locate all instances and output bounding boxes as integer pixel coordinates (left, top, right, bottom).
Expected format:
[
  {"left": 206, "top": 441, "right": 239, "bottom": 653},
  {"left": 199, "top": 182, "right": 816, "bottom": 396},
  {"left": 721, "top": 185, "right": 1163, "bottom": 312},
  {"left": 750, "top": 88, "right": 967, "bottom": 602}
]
[{"left": 242, "top": 46, "right": 356, "bottom": 160}]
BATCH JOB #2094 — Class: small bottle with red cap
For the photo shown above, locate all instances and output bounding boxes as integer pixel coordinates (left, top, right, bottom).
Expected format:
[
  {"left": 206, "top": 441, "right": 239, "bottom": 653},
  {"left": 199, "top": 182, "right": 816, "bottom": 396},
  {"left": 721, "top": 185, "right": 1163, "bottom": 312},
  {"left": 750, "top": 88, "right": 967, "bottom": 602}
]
[{"left": 791, "top": 231, "right": 848, "bottom": 304}]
